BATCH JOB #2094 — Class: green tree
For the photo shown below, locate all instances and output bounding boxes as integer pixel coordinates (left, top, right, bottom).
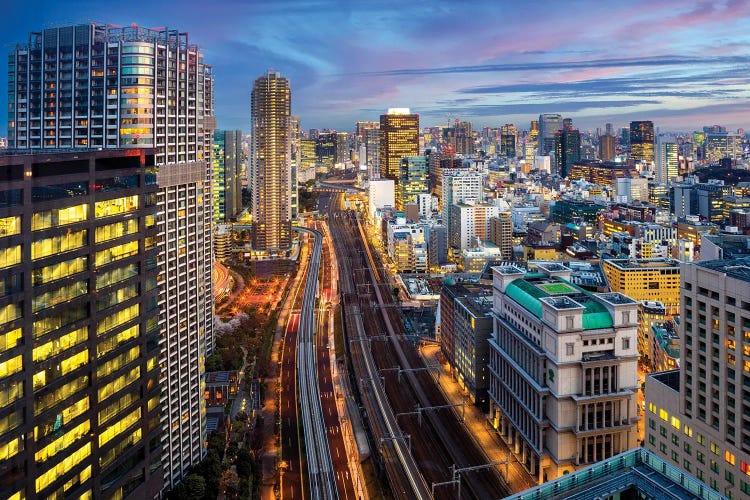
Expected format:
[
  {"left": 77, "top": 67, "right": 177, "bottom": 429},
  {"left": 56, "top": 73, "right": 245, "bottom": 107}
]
[
  {"left": 236, "top": 448, "right": 254, "bottom": 479},
  {"left": 180, "top": 474, "right": 206, "bottom": 500},
  {"left": 205, "top": 353, "right": 223, "bottom": 372}
]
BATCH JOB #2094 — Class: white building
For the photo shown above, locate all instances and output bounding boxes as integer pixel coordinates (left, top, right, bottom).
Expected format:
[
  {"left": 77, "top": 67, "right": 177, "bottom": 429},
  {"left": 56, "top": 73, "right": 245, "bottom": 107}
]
[
  {"left": 450, "top": 202, "right": 501, "bottom": 250},
  {"left": 368, "top": 178, "right": 395, "bottom": 222},
  {"left": 441, "top": 170, "right": 482, "bottom": 236},
  {"left": 488, "top": 263, "right": 640, "bottom": 482},
  {"left": 417, "top": 193, "right": 432, "bottom": 220}
]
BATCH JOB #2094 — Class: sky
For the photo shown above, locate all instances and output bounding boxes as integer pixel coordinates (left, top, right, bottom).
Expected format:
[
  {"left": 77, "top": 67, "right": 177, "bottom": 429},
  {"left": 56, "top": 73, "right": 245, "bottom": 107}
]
[{"left": 3, "top": 0, "right": 750, "bottom": 134}]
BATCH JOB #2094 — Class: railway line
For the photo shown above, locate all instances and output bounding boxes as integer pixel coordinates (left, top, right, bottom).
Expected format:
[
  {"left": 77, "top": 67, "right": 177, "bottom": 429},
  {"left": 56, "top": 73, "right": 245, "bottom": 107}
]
[
  {"left": 328, "top": 194, "right": 511, "bottom": 500},
  {"left": 295, "top": 227, "right": 338, "bottom": 499}
]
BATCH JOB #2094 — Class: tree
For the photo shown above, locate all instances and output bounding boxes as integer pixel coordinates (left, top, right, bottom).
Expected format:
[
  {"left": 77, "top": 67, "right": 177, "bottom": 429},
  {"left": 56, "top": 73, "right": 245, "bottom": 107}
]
[
  {"left": 180, "top": 474, "right": 206, "bottom": 500},
  {"left": 206, "top": 353, "right": 223, "bottom": 372},
  {"left": 236, "top": 448, "right": 253, "bottom": 479}
]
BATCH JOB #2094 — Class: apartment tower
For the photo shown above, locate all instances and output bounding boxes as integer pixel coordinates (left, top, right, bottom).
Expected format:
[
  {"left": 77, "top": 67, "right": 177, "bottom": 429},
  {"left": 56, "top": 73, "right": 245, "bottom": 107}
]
[
  {"left": 8, "top": 24, "right": 216, "bottom": 491},
  {"left": 250, "top": 71, "right": 292, "bottom": 253}
]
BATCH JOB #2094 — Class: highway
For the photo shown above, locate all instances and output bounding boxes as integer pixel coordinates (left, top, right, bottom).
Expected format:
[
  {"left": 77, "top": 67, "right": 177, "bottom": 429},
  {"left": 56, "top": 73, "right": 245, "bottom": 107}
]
[
  {"left": 329, "top": 193, "right": 511, "bottom": 500},
  {"left": 295, "top": 226, "right": 339, "bottom": 500}
]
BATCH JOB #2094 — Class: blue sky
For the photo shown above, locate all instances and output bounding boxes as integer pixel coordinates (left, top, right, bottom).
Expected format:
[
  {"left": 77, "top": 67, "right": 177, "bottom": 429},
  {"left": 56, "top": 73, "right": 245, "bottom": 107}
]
[{"left": 3, "top": 0, "right": 750, "bottom": 134}]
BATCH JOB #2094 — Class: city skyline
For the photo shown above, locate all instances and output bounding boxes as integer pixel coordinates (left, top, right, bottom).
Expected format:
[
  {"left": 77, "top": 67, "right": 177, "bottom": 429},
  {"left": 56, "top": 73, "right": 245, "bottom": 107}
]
[{"left": 3, "top": 0, "right": 750, "bottom": 134}]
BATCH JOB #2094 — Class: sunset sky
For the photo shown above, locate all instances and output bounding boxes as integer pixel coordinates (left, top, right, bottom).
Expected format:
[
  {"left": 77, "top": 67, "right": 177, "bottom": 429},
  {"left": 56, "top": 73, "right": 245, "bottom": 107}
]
[{"left": 3, "top": 0, "right": 750, "bottom": 133}]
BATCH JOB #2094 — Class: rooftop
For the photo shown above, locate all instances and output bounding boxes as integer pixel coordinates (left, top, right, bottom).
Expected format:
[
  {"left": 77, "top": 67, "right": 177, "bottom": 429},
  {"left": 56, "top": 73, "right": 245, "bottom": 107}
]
[
  {"left": 507, "top": 447, "right": 724, "bottom": 500},
  {"left": 504, "top": 275, "right": 614, "bottom": 330},
  {"left": 697, "top": 257, "right": 750, "bottom": 283},
  {"left": 649, "top": 369, "right": 680, "bottom": 392},
  {"left": 603, "top": 257, "right": 680, "bottom": 270}
]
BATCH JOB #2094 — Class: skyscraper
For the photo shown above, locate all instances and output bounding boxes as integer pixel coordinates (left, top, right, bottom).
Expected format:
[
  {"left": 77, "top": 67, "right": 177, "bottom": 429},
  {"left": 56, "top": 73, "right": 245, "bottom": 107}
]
[
  {"left": 555, "top": 129, "right": 581, "bottom": 177},
  {"left": 655, "top": 135, "right": 678, "bottom": 184},
  {"left": 213, "top": 130, "right": 243, "bottom": 223},
  {"left": 525, "top": 120, "right": 539, "bottom": 164},
  {"left": 538, "top": 113, "right": 562, "bottom": 156},
  {"left": 8, "top": 23, "right": 215, "bottom": 491},
  {"left": 398, "top": 156, "right": 429, "bottom": 207},
  {"left": 379, "top": 108, "right": 419, "bottom": 209},
  {"left": 0, "top": 149, "right": 162, "bottom": 499},
  {"left": 629, "top": 121, "right": 655, "bottom": 164},
  {"left": 599, "top": 134, "right": 616, "bottom": 161},
  {"left": 250, "top": 71, "right": 292, "bottom": 253},
  {"left": 500, "top": 124, "right": 517, "bottom": 158}
]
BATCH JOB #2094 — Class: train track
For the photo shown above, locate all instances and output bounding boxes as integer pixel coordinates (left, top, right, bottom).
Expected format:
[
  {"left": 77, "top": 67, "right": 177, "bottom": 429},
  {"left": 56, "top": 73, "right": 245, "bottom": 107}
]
[
  {"left": 328, "top": 195, "right": 511, "bottom": 500},
  {"left": 295, "top": 227, "right": 338, "bottom": 499}
]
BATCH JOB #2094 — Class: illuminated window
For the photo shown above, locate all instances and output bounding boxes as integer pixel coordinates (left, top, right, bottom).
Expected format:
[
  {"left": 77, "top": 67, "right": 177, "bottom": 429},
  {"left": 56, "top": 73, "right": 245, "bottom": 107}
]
[
  {"left": 31, "top": 230, "right": 87, "bottom": 260},
  {"left": 96, "top": 345, "right": 140, "bottom": 379},
  {"left": 727, "top": 451, "right": 736, "bottom": 465},
  {"left": 33, "top": 327, "right": 88, "bottom": 362},
  {"left": 35, "top": 444, "right": 91, "bottom": 493},
  {"left": 96, "top": 325, "right": 139, "bottom": 359},
  {"left": 94, "top": 195, "right": 138, "bottom": 219},
  {"left": 659, "top": 408, "right": 668, "bottom": 421},
  {"left": 34, "top": 396, "right": 89, "bottom": 440},
  {"left": 0, "top": 246, "right": 21, "bottom": 269},
  {"left": 33, "top": 256, "right": 88, "bottom": 286},
  {"left": 0, "top": 435, "right": 24, "bottom": 461},
  {"left": 95, "top": 240, "right": 139, "bottom": 267},
  {"left": 31, "top": 204, "right": 88, "bottom": 230},
  {"left": 711, "top": 442, "right": 720, "bottom": 455},
  {"left": 0, "top": 328, "right": 22, "bottom": 354},
  {"left": 34, "top": 376, "right": 89, "bottom": 415},
  {"left": 648, "top": 402, "right": 656, "bottom": 414},
  {"left": 35, "top": 420, "right": 90, "bottom": 463},
  {"left": 0, "top": 216, "right": 21, "bottom": 237},
  {"left": 95, "top": 219, "right": 138, "bottom": 243},
  {"left": 98, "top": 407, "right": 141, "bottom": 447},
  {"left": 32, "top": 280, "right": 88, "bottom": 312},
  {"left": 96, "top": 304, "right": 139, "bottom": 336},
  {"left": 684, "top": 425, "right": 693, "bottom": 437},
  {"left": 98, "top": 390, "right": 139, "bottom": 426},
  {"left": 0, "top": 354, "right": 22, "bottom": 379},
  {"left": 671, "top": 416, "right": 681, "bottom": 430},
  {"left": 97, "top": 366, "right": 140, "bottom": 402}
]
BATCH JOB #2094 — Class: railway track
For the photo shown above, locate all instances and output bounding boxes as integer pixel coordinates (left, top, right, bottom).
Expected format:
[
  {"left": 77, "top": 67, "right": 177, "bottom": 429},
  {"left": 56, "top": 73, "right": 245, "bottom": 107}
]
[{"left": 329, "top": 196, "right": 511, "bottom": 500}]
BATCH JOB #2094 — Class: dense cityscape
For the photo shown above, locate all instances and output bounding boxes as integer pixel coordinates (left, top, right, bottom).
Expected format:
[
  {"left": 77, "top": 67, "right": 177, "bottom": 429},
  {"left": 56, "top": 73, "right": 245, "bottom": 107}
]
[{"left": 2, "top": 3, "right": 750, "bottom": 500}]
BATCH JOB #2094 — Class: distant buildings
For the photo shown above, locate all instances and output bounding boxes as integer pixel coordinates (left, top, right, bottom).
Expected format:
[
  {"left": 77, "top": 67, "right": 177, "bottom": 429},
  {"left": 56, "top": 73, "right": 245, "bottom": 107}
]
[
  {"left": 598, "top": 134, "right": 615, "bottom": 161},
  {"left": 500, "top": 124, "right": 517, "bottom": 158},
  {"left": 568, "top": 161, "right": 635, "bottom": 188},
  {"left": 655, "top": 135, "right": 678, "bottom": 184},
  {"left": 250, "top": 71, "right": 293, "bottom": 253},
  {"left": 379, "top": 108, "right": 419, "bottom": 209},
  {"left": 398, "top": 155, "right": 429, "bottom": 207}
]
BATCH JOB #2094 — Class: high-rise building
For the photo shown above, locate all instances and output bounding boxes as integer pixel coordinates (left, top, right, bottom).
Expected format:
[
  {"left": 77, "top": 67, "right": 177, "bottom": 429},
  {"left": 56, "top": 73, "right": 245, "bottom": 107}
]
[
  {"left": 655, "top": 135, "right": 678, "bottom": 184},
  {"left": 250, "top": 71, "right": 292, "bottom": 253},
  {"left": 538, "top": 113, "right": 562, "bottom": 156},
  {"left": 0, "top": 149, "right": 162, "bottom": 499},
  {"left": 315, "top": 132, "right": 336, "bottom": 170},
  {"left": 500, "top": 124, "right": 517, "bottom": 158},
  {"left": 398, "top": 155, "right": 429, "bottom": 208},
  {"left": 441, "top": 170, "right": 482, "bottom": 244},
  {"left": 379, "top": 109, "right": 419, "bottom": 209},
  {"left": 629, "top": 121, "right": 655, "bottom": 164},
  {"left": 212, "top": 130, "right": 243, "bottom": 223},
  {"left": 443, "top": 120, "right": 473, "bottom": 155},
  {"left": 8, "top": 23, "right": 215, "bottom": 491},
  {"left": 488, "top": 213, "right": 513, "bottom": 259},
  {"left": 645, "top": 256, "right": 750, "bottom": 499},
  {"left": 364, "top": 127, "right": 380, "bottom": 175},
  {"left": 335, "top": 131, "right": 349, "bottom": 165},
  {"left": 488, "top": 263, "right": 640, "bottom": 482},
  {"left": 449, "top": 202, "right": 501, "bottom": 250},
  {"left": 599, "top": 134, "right": 615, "bottom": 161},
  {"left": 555, "top": 129, "right": 581, "bottom": 177}
]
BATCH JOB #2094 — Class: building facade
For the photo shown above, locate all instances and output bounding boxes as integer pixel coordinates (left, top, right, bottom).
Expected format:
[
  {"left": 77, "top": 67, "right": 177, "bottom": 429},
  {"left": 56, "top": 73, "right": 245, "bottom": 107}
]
[
  {"left": 488, "top": 263, "right": 640, "bottom": 482},
  {"left": 0, "top": 150, "right": 162, "bottom": 499},
  {"left": 250, "top": 71, "right": 292, "bottom": 253},
  {"left": 8, "top": 23, "right": 215, "bottom": 491},
  {"left": 398, "top": 155, "right": 429, "bottom": 208},
  {"left": 602, "top": 258, "right": 681, "bottom": 315},
  {"left": 379, "top": 109, "right": 419, "bottom": 209},
  {"left": 629, "top": 121, "right": 655, "bottom": 164},
  {"left": 212, "top": 130, "right": 243, "bottom": 224}
]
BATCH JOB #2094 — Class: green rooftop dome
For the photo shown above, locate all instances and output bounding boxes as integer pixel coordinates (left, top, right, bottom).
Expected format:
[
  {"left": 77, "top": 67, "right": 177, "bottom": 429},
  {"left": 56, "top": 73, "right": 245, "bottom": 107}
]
[{"left": 504, "top": 276, "right": 613, "bottom": 330}]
